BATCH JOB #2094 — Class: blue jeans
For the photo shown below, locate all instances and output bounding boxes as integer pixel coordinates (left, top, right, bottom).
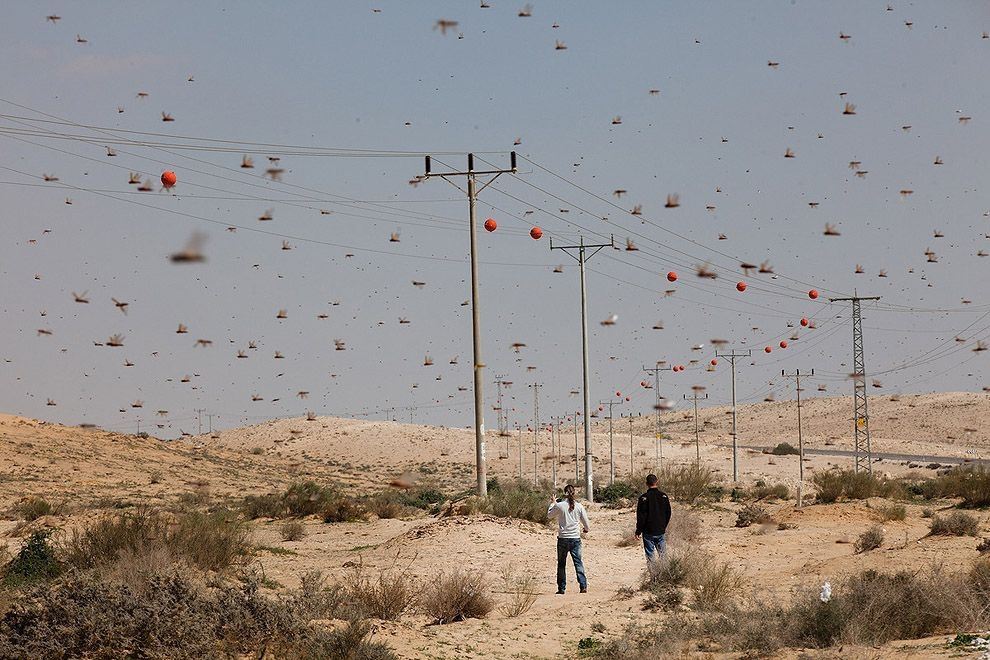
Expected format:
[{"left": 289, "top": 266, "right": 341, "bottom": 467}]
[
  {"left": 642, "top": 533, "right": 666, "bottom": 562},
  {"left": 556, "top": 538, "right": 587, "bottom": 592}
]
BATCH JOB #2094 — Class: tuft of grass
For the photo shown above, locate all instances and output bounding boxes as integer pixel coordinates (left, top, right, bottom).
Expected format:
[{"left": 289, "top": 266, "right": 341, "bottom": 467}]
[
  {"left": 657, "top": 464, "right": 719, "bottom": 504},
  {"left": 241, "top": 493, "right": 285, "bottom": 519},
  {"left": 750, "top": 481, "right": 790, "bottom": 501},
  {"left": 365, "top": 492, "right": 407, "bottom": 520},
  {"left": 467, "top": 479, "right": 550, "bottom": 523},
  {"left": 977, "top": 538, "right": 990, "bottom": 554},
  {"left": 855, "top": 525, "right": 884, "bottom": 553},
  {"left": 420, "top": 569, "right": 494, "bottom": 624},
  {"left": 343, "top": 566, "right": 418, "bottom": 621},
  {"left": 284, "top": 481, "right": 341, "bottom": 517},
  {"left": 929, "top": 511, "right": 980, "bottom": 537},
  {"left": 322, "top": 497, "right": 367, "bottom": 523},
  {"left": 499, "top": 567, "right": 538, "bottom": 618},
  {"left": 640, "top": 545, "right": 743, "bottom": 613},
  {"left": 873, "top": 502, "right": 907, "bottom": 521}
]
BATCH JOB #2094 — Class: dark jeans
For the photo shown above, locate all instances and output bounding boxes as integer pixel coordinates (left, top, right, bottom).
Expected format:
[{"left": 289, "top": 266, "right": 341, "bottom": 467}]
[
  {"left": 642, "top": 533, "right": 666, "bottom": 562},
  {"left": 556, "top": 537, "right": 587, "bottom": 592}
]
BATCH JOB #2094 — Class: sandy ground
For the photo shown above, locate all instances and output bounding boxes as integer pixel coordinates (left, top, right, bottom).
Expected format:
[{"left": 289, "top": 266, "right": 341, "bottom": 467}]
[{"left": 1, "top": 394, "right": 988, "bottom": 658}]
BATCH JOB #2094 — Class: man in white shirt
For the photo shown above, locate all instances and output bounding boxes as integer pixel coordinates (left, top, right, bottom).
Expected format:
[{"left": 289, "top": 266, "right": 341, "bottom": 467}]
[{"left": 547, "top": 484, "right": 590, "bottom": 594}]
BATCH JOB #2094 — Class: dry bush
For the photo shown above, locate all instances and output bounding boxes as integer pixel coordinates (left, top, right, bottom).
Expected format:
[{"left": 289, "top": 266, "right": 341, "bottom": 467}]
[
  {"left": 735, "top": 503, "right": 771, "bottom": 528},
  {"left": 469, "top": 478, "right": 549, "bottom": 523},
  {"left": 322, "top": 497, "right": 368, "bottom": 523},
  {"left": 420, "top": 569, "right": 494, "bottom": 624},
  {"left": 640, "top": 545, "right": 743, "bottom": 612},
  {"left": 691, "top": 558, "right": 744, "bottom": 611},
  {"left": 284, "top": 481, "right": 341, "bottom": 517},
  {"left": 343, "top": 565, "right": 418, "bottom": 621},
  {"left": 657, "top": 464, "right": 717, "bottom": 504},
  {"left": 770, "top": 442, "right": 800, "bottom": 456},
  {"left": 616, "top": 532, "right": 638, "bottom": 548},
  {"left": 499, "top": 567, "right": 538, "bottom": 618},
  {"left": 665, "top": 506, "right": 702, "bottom": 544},
  {"left": 0, "top": 569, "right": 395, "bottom": 659},
  {"left": 64, "top": 509, "right": 250, "bottom": 573},
  {"left": 873, "top": 502, "right": 906, "bottom": 521},
  {"left": 280, "top": 520, "right": 306, "bottom": 542},
  {"left": 365, "top": 492, "right": 407, "bottom": 520},
  {"left": 241, "top": 492, "right": 285, "bottom": 519},
  {"left": 751, "top": 481, "right": 790, "bottom": 501},
  {"left": 14, "top": 497, "right": 53, "bottom": 522},
  {"left": 929, "top": 510, "right": 980, "bottom": 537},
  {"left": 978, "top": 538, "right": 990, "bottom": 554},
  {"left": 855, "top": 525, "right": 884, "bottom": 553}
]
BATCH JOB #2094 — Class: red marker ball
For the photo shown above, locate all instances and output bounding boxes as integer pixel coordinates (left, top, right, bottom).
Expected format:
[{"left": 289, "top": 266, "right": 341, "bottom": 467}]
[
  {"left": 710, "top": 359, "right": 718, "bottom": 366},
  {"left": 779, "top": 340, "right": 788, "bottom": 349},
  {"left": 640, "top": 381, "right": 647, "bottom": 387},
  {"left": 666, "top": 271, "right": 678, "bottom": 282},
  {"left": 764, "top": 346, "right": 772, "bottom": 353},
  {"left": 161, "top": 170, "right": 177, "bottom": 188},
  {"left": 615, "top": 391, "right": 621, "bottom": 397},
  {"left": 808, "top": 289, "right": 819, "bottom": 300},
  {"left": 484, "top": 218, "right": 497, "bottom": 232},
  {"left": 736, "top": 281, "right": 747, "bottom": 292},
  {"left": 530, "top": 226, "right": 543, "bottom": 240},
  {"left": 625, "top": 396, "right": 630, "bottom": 402},
  {"left": 800, "top": 317, "right": 809, "bottom": 327}
]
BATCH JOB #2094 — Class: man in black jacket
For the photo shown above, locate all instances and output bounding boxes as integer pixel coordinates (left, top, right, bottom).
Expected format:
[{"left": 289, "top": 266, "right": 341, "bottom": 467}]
[{"left": 635, "top": 473, "right": 672, "bottom": 562}]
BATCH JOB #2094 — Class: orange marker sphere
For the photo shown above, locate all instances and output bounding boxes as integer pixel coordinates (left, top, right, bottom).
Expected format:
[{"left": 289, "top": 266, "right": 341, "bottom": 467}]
[
  {"left": 779, "top": 340, "right": 788, "bottom": 349},
  {"left": 599, "top": 405, "right": 604, "bottom": 412},
  {"left": 710, "top": 359, "right": 718, "bottom": 366},
  {"left": 161, "top": 170, "right": 177, "bottom": 188},
  {"left": 800, "top": 317, "right": 809, "bottom": 327},
  {"left": 808, "top": 289, "right": 819, "bottom": 300},
  {"left": 625, "top": 396, "right": 630, "bottom": 401},
  {"left": 736, "top": 281, "right": 747, "bottom": 292},
  {"left": 764, "top": 346, "right": 772, "bottom": 353},
  {"left": 666, "top": 271, "right": 678, "bottom": 282},
  {"left": 640, "top": 380, "right": 648, "bottom": 387},
  {"left": 484, "top": 218, "right": 497, "bottom": 232},
  {"left": 615, "top": 391, "right": 621, "bottom": 397},
  {"left": 530, "top": 226, "right": 543, "bottom": 240}
]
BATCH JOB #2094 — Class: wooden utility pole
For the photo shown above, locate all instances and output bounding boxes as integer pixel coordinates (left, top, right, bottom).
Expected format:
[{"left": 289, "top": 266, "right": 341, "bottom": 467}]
[
  {"left": 783, "top": 368, "right": 814, "bottom": 507},
  {"left": 598, "top": 398, "right": 624, "bottom": 485},
  {"left": 684, "top": 391, "right": 708, "bottom": 466},
  {"left": 714, "top": 349, "right": 751, "bottom": 482},
  {"left": 642, "top": 362, "right": 674, "bottom": 470}
]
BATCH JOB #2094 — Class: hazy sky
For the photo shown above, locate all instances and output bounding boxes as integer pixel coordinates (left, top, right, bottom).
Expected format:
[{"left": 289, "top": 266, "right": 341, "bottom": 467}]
[{"left": 2, "top": 1, "right": 990, "bottom": 436}]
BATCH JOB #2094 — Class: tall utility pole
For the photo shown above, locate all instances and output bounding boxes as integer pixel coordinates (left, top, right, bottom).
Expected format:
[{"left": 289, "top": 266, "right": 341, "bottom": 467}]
[
  {"left": 828, "top": 294, "right": 880, "bottom": 474},
  {"left": 550, "top": 416, "right": 562, "bottom": 486},
  {"left": 206, "top": 412, "right": 215, "bottom": 435},
  {"left": 642, "top": 362, "right": 675, "bottom": 470},
  {"left": 684, "top": 391, "right": 708, "bottom": 466},
  {"left": 782, "top": 368, "right": 814, "bottom": 507},
  {"left": 516, "top": 423, "right": 523, "bottom": 480},
  {"left": 714, "top": 349, "right": 751, "bottom": 482},
  {"left": 494, "top": 375, "right": 509, "bottom": 437},
  {"left": 550, "top": 235, "right": 615, "bottom": 502},
  {"left": 195, "top": 408, "right": 205, "bottom": 435},
  {"left": 423, "top": 152, "right": 518, "bottom": 497},
  {"left": 627, "top": 414, "right": 635, "bottom": 477},
  {"left": 530, "top": 383, "right": 542, "bottom": 485},
  {"left": 599, "top": 398, "right": 623, "bottom": 485}
]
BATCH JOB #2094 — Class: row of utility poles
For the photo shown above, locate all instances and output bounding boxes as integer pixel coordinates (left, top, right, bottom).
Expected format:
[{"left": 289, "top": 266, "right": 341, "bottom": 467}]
[{"left": 423, "top": 150, "right": 877, "bottom": 506}]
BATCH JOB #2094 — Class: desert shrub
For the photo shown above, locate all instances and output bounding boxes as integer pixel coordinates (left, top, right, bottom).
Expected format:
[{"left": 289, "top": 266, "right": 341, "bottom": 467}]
[
  {"left": 15, "top": 497, "right": 53, "bottom": 522},
  {"left": 665, "top": 507, "right": 702, "bottom": 544},
  {"left": 751, "top": 481, "right": 789, "bottom": 501},
  {"left": 280, "top": 520, "right": 306, "bottom": 542},
  {"left": 149, "top": 470, "right": 163, "bottom": 484},
  {"left": 2, "top": 531, "right": 62, "bottom": 588},
  {"left": 250, "top": 447, "right": 265, "bottom": 455},
  {"left": 499, "top": 568, "right": 538, "bottom": 617},
  {"left": 691, "top": 560, "right": 744, "bottom": 612},
  {"left": 616, "top": 532, "right": 638, "bottom": 548},
  {"left": 874, "top": 502, "right": 907, "bottom": 521},
  {"left": 640, "top": 546, "right": 743, "bottom": 612},
  {"left": 922, "top": 507, "right": 935, "bottom": 518},
  {"left": 471, "top": 479, "right": 548, "bottom": 523},
  {"left": 284, "top": 481, "right": 341, "bottom": 517},
  {"left": 812, "top": 469, "right": 881, "bottom": 503},
  {"left": 365, "top": 492, "right": 406, "bottom": 520},
  {"left": 735, "top": 503, "right": 771, "bottom": 528},
  {"left": 343, "top": 567, "right": 417, "bottom": 621},
  {"left": 400, "top": 487, "right": 447, "bottom": 510},
  {"left": 322, "top": 497, "right": 367, "bottom": 523},
  {"left": 657, "top": 464, "right": 717, "bottom": 504},
  {"left": 0, "top": 569, "right": 395, "bottom": 659},
  {"left": 929, "top": 511, "right": 980, "bottom": 537},
  {"left": 855, "top": 525, "right": 884, "bottom": 553},
  {"left": 586, "top": 620, "right": 697, "bottom": 658},
  {"left": 771, "top": 442, "right": 799, "bottom": 456},
  {"left": 241, "top": 492, "right": 285, "bottom": 519},
  {"left": 978, "top": 538, "right": 990, "bottom": 554},
  {"left": 420, "top": 569, "right": 494, "bottom": 624},
  {"left": 595, "top": 480, "right": 637, "bottom": 506},
  {"left": 64, "top": 509, "right": 250, "bottom": 573},
  {"left": 928, "top": 466, "right": 990, "bottom": 507}
]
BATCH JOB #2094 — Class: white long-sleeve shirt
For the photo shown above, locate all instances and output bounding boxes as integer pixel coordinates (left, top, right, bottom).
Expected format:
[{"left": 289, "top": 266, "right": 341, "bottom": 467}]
[{"left": 547, "top": 499, "right": 590, "bottom": 539}]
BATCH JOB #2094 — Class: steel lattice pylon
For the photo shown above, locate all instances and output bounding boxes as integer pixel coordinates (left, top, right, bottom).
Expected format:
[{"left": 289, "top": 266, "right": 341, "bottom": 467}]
[{"left": 830, "top": 294, "right": 880, "bottom": 474}]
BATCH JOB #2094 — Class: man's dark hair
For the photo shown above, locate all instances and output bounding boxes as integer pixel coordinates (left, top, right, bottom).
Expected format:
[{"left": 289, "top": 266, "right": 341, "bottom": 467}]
[{"left": 646, "top": 474, "right": 658, "bottom": 486}]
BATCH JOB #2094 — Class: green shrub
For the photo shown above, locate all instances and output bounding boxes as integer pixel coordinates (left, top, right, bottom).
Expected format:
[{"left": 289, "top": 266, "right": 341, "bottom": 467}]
[
  {"left": 284, "top": 481, "right": 341, "bottom": 517},
  {"left": 594, "top": 480, "right": 637, "bottom": 505},
  {"left": 770, "top": 442, "right": 799, "bottom": 456},
  {"left": 751, "top": 481, "right": 789, "bottom": 501},
  {"left": 2, "top": 531, "right": 62, "bottom": 587},
  {"left": 657, "top": 464, "right": 718, "bottom": 504},
  {"left": 812, "top": 469, "right": 881, "bottom": 503},
  {"left": 929, "top": 511, "right": 980, "bottom": 537},
  {"left": 241, "top": 493, "right": 286, "bottom": 519},
  {"left": 400, "top": 488, "right": 447, "bottom": 510},
  {"left": 927, "top": 466, "right": 990, "bottom": 507},
  {"left": 471, "top": 479, "right": 549, "bottom": 523},
  {"left": 855, "top": 525, "right": 884, "bottom": 553}
]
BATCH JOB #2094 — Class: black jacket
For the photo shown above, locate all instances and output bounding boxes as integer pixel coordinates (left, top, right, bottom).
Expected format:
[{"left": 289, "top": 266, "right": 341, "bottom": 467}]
[{"left": 636, "top": 488, "right": 671, "bottom": 536}]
